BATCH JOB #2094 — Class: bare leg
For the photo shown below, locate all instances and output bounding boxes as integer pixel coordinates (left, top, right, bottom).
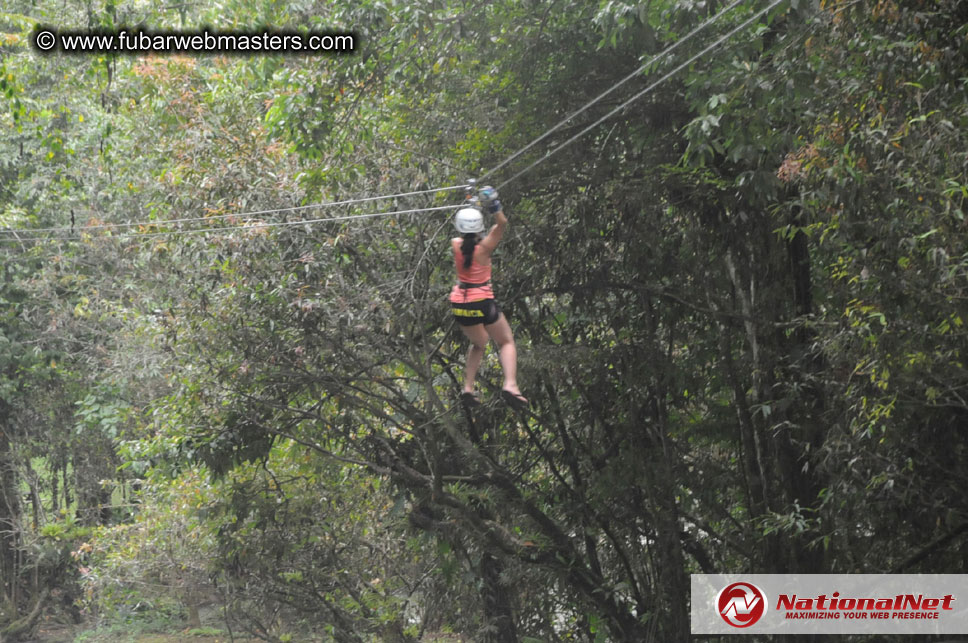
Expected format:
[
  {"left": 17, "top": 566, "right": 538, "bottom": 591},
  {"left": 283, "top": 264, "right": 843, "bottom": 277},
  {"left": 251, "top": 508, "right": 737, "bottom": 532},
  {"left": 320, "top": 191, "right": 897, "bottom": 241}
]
[
  {"left": 459, "top": 324, "right": 489, "bottom": 393},
  {"left": 485, "top": 314, "right": 525, "bottom": 400}
]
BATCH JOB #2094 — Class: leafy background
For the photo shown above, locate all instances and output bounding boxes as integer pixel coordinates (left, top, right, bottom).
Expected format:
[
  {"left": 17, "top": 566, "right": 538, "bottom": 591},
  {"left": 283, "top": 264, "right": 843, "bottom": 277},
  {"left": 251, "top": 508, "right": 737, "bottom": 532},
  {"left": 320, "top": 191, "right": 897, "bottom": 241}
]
[{"left": 1, "top": 0, "right": 967, "bottom": 641}]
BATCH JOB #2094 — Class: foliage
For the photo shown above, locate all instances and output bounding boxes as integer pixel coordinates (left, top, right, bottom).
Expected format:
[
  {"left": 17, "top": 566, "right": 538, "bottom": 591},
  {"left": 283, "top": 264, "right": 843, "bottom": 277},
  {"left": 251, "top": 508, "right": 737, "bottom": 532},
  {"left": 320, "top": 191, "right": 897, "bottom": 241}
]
[{"left": 1, "top": 0, "right": 967, "bottom": 641}]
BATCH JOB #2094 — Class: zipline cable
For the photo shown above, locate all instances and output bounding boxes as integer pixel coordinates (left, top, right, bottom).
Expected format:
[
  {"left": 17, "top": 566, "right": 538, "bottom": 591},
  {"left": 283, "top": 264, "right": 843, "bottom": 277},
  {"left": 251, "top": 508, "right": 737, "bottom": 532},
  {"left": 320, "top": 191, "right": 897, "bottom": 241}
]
[
  {"left": 478, "top": 0, "right": 745, "bottom": 184},
  {"left": 0, "top": 204, "right": 461, "bottom": 244},
  {"left": 2, "top": 1, "right": 784, "bottom": 245},
  {"left": 493, "top": 0, "right": 787, "bottom": 190},
  {"left": 0, "top": 184, "right": 466, "bottom": 236}
]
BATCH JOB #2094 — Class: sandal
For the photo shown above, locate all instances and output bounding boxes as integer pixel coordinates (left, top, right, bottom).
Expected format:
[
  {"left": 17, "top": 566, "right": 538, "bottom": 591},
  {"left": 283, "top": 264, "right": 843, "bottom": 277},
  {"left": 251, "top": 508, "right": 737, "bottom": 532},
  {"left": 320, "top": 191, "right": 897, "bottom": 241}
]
[
  {"left": 460, "top": 391, "right": 482, "bottom": 408},
  {"left": 500, "top": 389, "right": 529, "bottom": 411}
]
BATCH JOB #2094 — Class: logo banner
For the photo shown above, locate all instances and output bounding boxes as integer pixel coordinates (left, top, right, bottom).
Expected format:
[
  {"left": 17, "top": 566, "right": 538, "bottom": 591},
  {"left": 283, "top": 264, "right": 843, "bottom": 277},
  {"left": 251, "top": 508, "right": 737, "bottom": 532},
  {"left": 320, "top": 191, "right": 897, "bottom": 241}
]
[{"left": 691, "top": 574, "right": 968, "bottom": 634}]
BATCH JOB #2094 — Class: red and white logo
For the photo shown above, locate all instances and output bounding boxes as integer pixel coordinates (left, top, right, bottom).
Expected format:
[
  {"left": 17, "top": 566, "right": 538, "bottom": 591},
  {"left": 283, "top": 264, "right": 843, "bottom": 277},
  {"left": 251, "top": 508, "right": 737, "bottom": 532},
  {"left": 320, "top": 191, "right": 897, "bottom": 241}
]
[{"left": 717, "top": 582, "right": 767, "bottom": 628}]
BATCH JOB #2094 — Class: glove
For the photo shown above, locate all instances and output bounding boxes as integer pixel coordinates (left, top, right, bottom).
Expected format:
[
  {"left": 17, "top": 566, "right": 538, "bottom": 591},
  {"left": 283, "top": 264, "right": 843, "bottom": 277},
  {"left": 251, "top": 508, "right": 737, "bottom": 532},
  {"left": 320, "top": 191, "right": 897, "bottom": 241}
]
[
  {"left": 479, "top": 186, "right": 501, "bottom": 213},
  {"left": 479, "top": 186, "right": 498, "bottom": 202}
]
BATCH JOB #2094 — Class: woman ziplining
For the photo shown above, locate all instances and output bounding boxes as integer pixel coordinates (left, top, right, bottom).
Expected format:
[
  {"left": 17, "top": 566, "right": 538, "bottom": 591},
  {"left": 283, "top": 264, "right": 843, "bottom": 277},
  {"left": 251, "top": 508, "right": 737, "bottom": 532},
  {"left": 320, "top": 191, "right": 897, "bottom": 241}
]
[{"left": 449, "top": 186, "right": 528, "bottom": 411}]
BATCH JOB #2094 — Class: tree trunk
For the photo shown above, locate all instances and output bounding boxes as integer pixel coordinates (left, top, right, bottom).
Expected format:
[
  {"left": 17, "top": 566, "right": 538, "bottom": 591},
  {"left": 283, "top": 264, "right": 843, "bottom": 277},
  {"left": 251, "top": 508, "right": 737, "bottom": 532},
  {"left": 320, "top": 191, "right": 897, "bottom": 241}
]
[
  {"left": 0, "top": 400, "right": 21, "bottom": 612},
  {"left": 480, "top": 553, "right": 517, "bottom": 643},
  {"left": 0, "top": 589, "right": 48, "bottom": 642}
]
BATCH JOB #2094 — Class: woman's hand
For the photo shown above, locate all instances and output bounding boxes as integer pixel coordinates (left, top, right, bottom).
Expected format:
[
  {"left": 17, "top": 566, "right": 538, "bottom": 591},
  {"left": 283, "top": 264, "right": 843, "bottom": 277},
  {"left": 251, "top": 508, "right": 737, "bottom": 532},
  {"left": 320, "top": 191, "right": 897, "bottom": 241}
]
[{"left": 480, "top": 186, "right": 502, "bottom": 215}]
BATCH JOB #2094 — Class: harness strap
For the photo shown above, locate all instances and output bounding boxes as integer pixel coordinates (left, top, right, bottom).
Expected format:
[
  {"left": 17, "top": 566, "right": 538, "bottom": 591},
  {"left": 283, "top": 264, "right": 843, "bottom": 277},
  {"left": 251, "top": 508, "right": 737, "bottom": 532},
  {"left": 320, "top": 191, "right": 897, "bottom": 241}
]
[{"left": 459, "top": 280, "right": 491, "bottom": 288}]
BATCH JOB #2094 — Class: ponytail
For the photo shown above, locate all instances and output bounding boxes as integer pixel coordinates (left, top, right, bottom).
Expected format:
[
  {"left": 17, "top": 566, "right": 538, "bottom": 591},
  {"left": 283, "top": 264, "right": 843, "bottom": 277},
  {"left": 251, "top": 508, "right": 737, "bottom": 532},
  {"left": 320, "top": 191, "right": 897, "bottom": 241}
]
[{"left": 460, "top": 233, "right": 477, "bottom": 269}]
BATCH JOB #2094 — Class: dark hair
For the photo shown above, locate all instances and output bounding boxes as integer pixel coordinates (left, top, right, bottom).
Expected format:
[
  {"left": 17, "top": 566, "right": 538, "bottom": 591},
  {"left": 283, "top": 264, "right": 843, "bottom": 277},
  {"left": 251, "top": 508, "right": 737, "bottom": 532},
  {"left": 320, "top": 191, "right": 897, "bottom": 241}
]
[{"left": 460, "top": 233, "right": 477, "bottom": 269}]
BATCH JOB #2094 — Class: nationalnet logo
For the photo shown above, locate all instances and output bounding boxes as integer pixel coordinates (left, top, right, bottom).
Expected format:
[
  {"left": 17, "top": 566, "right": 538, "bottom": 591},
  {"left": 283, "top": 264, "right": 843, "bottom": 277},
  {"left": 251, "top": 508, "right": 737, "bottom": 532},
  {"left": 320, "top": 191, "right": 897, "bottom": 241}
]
[
  {"left": 692, "top": 574, "right": 968, "bottom": 635},
  {"left": 776, "top": 590, "right": 955, "bottom": 621},
  {"left": 717, "top": 582, "right": 766, "bottom": 627}
]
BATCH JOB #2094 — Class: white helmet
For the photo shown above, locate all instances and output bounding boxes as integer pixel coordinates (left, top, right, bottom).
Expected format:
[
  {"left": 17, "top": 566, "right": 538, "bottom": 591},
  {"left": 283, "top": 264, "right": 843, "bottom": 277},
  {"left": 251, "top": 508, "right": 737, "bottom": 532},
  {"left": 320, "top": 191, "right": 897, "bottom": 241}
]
[{"left": 454, "top": 207, "right": 484, "bottom": 234}]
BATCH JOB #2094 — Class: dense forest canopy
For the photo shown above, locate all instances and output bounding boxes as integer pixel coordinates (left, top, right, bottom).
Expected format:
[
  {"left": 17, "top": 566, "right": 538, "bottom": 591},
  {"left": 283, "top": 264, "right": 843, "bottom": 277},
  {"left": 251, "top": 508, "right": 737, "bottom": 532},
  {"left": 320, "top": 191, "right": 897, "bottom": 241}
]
[{"left": 1, "top": 0, "right": 967, "bottom": 641}]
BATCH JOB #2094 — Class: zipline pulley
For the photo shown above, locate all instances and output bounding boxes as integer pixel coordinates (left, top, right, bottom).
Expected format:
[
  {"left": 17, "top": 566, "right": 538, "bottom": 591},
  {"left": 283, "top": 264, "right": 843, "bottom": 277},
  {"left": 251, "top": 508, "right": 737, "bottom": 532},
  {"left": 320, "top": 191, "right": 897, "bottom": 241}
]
[{"left": 464, "top": 178, "right": 480, "bottom": 209}]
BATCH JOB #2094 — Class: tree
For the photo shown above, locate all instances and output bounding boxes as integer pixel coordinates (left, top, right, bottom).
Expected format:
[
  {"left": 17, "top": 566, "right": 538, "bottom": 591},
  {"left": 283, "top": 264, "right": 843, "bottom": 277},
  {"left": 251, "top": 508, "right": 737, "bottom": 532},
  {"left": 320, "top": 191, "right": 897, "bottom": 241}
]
[{"left": 2, "top": 0, "right": 966, "bottom": 640}]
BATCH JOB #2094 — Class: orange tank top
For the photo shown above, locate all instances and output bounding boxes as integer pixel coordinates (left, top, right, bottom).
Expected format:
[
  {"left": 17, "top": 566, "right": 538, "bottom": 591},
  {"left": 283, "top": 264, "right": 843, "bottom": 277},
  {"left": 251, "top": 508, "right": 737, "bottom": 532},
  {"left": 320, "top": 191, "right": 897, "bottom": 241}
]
[{"left": 449, "top": 241, "right": 494, "bottom": 303}]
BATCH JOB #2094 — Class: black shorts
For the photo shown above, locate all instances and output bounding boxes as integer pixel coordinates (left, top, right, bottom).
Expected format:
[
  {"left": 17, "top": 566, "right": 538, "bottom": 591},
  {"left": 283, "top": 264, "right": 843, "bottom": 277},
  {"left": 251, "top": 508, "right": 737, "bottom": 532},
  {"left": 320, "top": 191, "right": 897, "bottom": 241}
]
[{"left": 452, "top": 299, "right": 501, "bottom": 326}]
